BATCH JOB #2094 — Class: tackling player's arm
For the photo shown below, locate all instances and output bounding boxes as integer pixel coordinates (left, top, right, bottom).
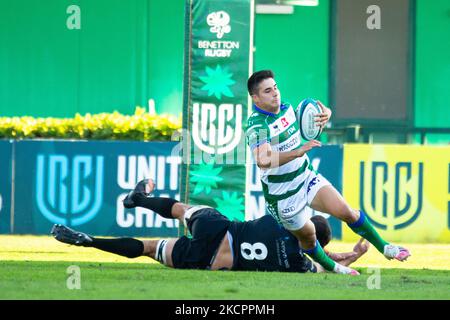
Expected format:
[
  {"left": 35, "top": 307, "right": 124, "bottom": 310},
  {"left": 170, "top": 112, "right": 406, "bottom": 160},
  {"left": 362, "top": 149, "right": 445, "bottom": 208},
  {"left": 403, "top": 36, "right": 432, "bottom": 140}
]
[
  {"left": 253, "top": 140, "right": 321, "bottom": 169},
  {"left": 335, "top": 238, "right": 370, "bottom": 267},
  {"left": 314, "top": 238, "right": 370, "bottom": 272}
]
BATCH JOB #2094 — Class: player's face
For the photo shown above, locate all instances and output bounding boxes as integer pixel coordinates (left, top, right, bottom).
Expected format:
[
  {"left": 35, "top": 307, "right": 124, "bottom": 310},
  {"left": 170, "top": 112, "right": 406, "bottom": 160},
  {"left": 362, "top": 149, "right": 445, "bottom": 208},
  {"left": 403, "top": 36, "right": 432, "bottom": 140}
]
[{"left": 252, "top": 78, "right": 281, "bottom": 111}]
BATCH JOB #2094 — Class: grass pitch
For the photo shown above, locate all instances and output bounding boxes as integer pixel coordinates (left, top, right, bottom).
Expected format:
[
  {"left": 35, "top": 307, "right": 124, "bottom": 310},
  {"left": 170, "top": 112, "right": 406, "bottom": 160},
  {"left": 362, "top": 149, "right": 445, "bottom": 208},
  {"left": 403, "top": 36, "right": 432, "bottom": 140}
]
[{"left": 1, "top": 235, "right": 449, "bottom": 300}]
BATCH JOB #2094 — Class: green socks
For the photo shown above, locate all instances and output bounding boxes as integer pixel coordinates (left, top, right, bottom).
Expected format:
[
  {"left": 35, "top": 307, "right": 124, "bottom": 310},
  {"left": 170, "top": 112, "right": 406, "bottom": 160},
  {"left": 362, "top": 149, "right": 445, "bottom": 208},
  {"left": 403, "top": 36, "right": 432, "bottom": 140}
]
[
  {"left": 303, "top": 240, "right": 336, "bottom": 272},
  {"left": 348, "top": 211, "right": 388, "bottom": 253},
  {"left": 303, "top": 211, "right": 388, "bottom": 272}
]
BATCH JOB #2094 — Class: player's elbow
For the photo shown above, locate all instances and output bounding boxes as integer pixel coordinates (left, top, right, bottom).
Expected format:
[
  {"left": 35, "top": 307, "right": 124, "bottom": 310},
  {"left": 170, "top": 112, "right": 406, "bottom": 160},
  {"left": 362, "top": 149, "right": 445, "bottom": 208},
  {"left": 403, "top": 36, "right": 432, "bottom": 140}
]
[
  {"left": 253, "top": 145, "right": 273, "bottom": 169},
  {"left": 256, "top": 157, "right": 271, "bottom": 169}
]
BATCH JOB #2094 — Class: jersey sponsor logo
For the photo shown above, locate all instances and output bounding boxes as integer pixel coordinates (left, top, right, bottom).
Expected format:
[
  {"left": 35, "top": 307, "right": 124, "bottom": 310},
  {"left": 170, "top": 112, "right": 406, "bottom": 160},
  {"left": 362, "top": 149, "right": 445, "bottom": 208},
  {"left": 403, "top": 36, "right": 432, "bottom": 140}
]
[
  {"left": 275, "top": 238, "right": 290, "bottom": 269},
  {"left": 271, "top": 124, "right": 281, "bottom": 135},
  {"left": 275, "top": 134, "right": 300, "bottom": 152},
  {"left": 192, "top": 103, "right": 242, "bottom": 155},
  {"left": 36, "top": 154, "right": 104, "bottom": 226},
  {"left": 360, "top": 161, "right": 423, "bottom": 230},
  {"left": 287, "top": 126, "right": 296, "bottom": 136},
  {"left": 307, "top": 177, "right": 319, "bottom": 193},
  {"left": 284, "top": 218, "right": 296, "bottom": 225},
  {"left": 268, "top": 107, "right": 296, "bottom": 137},
  {"left": 281, "top": 206, "right": 295, "bottom": 214}
]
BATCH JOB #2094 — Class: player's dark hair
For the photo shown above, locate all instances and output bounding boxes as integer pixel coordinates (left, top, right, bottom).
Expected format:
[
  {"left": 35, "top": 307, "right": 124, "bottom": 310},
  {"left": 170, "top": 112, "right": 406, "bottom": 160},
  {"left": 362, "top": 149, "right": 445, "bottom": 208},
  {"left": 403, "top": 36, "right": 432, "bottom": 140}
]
[
  {"left": 311, "top": 215, "right": 332, "bottom": 248},
  {"left": 247, "top": 70, "right": 274, "bottom": 95}
]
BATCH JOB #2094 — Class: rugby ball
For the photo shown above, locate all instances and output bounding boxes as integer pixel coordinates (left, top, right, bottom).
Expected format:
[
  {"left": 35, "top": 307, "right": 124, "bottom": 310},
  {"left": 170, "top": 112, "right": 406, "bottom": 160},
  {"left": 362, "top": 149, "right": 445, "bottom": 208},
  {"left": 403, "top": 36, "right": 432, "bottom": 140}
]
[{"left": 297, "top": 98, "right": 322, "bottom": 141}]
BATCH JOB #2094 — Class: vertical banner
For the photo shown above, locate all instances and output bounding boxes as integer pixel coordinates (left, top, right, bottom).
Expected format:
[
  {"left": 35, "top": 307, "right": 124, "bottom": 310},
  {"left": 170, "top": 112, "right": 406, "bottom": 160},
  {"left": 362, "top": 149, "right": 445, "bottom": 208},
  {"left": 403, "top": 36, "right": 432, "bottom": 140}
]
[
  {"left": 343, "top": 144, "right": 450, "bottom": 243},
  {"left": 181, "top": 0, "right": 253, "bottom": 221},
  {"left": 0, "top": 140, "right": 13, "bottom": 234}
]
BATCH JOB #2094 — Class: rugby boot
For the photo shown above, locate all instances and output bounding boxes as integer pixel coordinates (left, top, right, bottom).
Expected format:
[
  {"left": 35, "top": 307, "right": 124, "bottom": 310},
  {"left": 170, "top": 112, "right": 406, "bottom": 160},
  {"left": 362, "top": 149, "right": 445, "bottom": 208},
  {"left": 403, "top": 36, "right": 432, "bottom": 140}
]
[
  {"left": 122, "top": 178, "right": 155, "bottom": 208},
  {"left": 384, "top": 244, "right": 411, "bottom": 261},
  {"left": 51, "top": 224, "right": 93, "bottom": 247}
]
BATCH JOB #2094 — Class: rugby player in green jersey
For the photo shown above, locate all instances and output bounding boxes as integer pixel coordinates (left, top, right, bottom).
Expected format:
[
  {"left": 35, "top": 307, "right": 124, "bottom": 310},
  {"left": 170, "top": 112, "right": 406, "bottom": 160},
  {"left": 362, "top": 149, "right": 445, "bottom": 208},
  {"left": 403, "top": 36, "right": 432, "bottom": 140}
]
[{"left": 246, "top": 70, "right": 410, "bottom": 275}]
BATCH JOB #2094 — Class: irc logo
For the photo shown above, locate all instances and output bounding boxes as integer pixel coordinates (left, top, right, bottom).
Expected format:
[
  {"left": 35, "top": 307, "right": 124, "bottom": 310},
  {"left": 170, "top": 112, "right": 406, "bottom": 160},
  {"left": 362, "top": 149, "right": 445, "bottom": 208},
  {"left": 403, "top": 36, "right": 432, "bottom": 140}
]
[
  {"left": 192, "top": 103, "right": 242, "bottom": 155},
  {"left": 36, "top": 154, "right": 104, "bottom": 226},
  {"left": 360, "top": 161, "right": 423, "bottom": 230}
]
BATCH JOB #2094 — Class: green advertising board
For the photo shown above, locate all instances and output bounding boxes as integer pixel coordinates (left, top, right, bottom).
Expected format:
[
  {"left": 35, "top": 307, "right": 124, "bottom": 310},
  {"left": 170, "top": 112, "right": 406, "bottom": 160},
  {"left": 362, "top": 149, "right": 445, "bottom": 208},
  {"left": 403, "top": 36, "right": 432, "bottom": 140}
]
[{"left": 181, "top": 0, "right": 254, "bottom": 223}]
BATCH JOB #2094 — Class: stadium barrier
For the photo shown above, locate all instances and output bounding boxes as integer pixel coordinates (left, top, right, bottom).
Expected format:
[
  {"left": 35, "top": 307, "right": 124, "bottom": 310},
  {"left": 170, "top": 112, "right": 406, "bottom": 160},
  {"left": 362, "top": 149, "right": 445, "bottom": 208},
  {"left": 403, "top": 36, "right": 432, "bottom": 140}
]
[
  {"left": 0, "top": 140, "right": 343, "bottom": 238},
  {"left": 342, "top": 144, "right": 450, "bottom": 243},
  {"left": 1, "top": 140, "right": 448, "bottom": 242},
  {"left": 0, "top": 140, "right": 12, "bottom": 234}
]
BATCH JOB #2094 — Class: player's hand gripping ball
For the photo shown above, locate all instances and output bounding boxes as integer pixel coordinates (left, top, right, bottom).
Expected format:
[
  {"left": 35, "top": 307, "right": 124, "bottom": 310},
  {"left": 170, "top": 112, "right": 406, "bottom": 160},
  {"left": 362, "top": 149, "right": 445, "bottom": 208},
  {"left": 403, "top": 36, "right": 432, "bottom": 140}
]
[{"left": 297, "top": 98, "right": 323, "bottom": 141}]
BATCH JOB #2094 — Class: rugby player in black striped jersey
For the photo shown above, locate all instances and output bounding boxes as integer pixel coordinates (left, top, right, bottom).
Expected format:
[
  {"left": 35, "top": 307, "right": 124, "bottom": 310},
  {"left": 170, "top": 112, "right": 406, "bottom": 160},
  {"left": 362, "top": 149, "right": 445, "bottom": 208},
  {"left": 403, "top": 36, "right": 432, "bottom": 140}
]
[{"left": 51, "top": 179, "right": 369, "bottom": 273}]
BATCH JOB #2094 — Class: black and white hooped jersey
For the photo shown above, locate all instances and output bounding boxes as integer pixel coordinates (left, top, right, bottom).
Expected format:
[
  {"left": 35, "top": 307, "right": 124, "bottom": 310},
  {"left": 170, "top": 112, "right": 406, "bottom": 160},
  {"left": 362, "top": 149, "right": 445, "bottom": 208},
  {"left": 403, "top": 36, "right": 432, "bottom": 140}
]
[{"left": 228, "top": 215, "right": 316, "bottom": 273}]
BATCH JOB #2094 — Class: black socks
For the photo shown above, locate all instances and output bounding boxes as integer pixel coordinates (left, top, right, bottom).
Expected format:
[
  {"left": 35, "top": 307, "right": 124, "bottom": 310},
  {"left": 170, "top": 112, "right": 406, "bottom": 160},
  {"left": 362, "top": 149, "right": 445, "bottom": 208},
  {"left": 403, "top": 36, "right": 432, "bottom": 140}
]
[
  {"left": 85, "top": 195, "right": 178, "bottom": 259},
  {"left": 133, "top": 194, "right": 179, "bottom": 219},
  {"left": 89, "top": 237, "right": 144, "bottom": 258}
]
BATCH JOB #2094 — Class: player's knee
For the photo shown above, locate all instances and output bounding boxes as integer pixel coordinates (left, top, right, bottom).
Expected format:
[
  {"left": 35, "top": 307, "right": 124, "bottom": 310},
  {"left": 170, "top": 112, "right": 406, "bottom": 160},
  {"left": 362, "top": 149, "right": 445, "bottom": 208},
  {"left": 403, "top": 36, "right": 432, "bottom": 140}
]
[
  {"left": 335, "top": 203, "right": 358, "bottom": 224},
  {"left": 298, "top": 231, "right": 316, "bottom": 249},
  {"left": 304, "top": 238, "right": 317, "bottom": 249},
  {"left": 344, "top": 209, "right": 360, "bottom": 224}
]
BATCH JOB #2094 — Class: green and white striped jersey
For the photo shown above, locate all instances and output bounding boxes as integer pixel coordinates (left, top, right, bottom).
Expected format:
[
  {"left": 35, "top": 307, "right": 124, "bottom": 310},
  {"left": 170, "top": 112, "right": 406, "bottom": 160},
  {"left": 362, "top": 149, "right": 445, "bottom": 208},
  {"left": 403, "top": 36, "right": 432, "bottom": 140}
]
[{"left": 246, "top": 102, "right": 314, "bottom": 208}]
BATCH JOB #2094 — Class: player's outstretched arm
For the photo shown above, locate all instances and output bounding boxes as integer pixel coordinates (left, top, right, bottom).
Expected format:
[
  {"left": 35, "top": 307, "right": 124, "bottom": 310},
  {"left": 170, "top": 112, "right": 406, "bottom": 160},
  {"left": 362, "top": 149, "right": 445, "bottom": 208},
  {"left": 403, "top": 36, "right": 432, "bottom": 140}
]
[
  {"left": 314, "top": 239, "right": 369, "bottom": 272},
  {"left": 328, "top": 238, "right": 370, "bottom": 267}
]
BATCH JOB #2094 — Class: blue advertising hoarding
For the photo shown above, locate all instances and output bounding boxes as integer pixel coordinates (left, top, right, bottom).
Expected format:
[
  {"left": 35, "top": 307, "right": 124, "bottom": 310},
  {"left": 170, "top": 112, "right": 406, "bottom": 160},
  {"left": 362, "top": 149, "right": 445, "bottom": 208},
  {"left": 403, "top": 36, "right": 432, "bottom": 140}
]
[
  {"left": 13, "top": 140, "right": 180, "bottom": 237},
  {"left": 6, "top": 140, "right": 343, "bottom": 239},
  {"left": 0, "top": 140, "right": 12, "bottom": 234}
]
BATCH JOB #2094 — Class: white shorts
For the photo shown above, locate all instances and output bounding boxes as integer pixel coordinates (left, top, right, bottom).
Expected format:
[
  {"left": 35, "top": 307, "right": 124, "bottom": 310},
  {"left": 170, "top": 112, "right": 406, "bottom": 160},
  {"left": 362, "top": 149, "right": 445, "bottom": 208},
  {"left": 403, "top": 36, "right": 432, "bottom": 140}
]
[{"left": 270, "top": 171, "right": 331, "bottom": 231}]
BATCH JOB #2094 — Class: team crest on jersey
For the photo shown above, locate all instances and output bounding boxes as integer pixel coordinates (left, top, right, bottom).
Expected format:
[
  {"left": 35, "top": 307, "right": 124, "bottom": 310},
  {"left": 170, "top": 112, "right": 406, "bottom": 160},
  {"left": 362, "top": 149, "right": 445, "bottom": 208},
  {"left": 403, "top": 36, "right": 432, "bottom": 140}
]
[
  {"left": 272, "top": 124, "right": 280, "bottom": 135},
  {"left": 269, "top": 107, "right": 296, "bottom": 137}
]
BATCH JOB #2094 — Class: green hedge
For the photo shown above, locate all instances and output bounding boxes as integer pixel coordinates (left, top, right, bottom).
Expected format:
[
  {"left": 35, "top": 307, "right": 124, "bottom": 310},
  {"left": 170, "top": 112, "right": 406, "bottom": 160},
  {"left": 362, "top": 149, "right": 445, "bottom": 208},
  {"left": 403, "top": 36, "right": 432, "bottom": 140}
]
[{"left": 0, "top": 107, "right": 181, "bottom": 141}]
